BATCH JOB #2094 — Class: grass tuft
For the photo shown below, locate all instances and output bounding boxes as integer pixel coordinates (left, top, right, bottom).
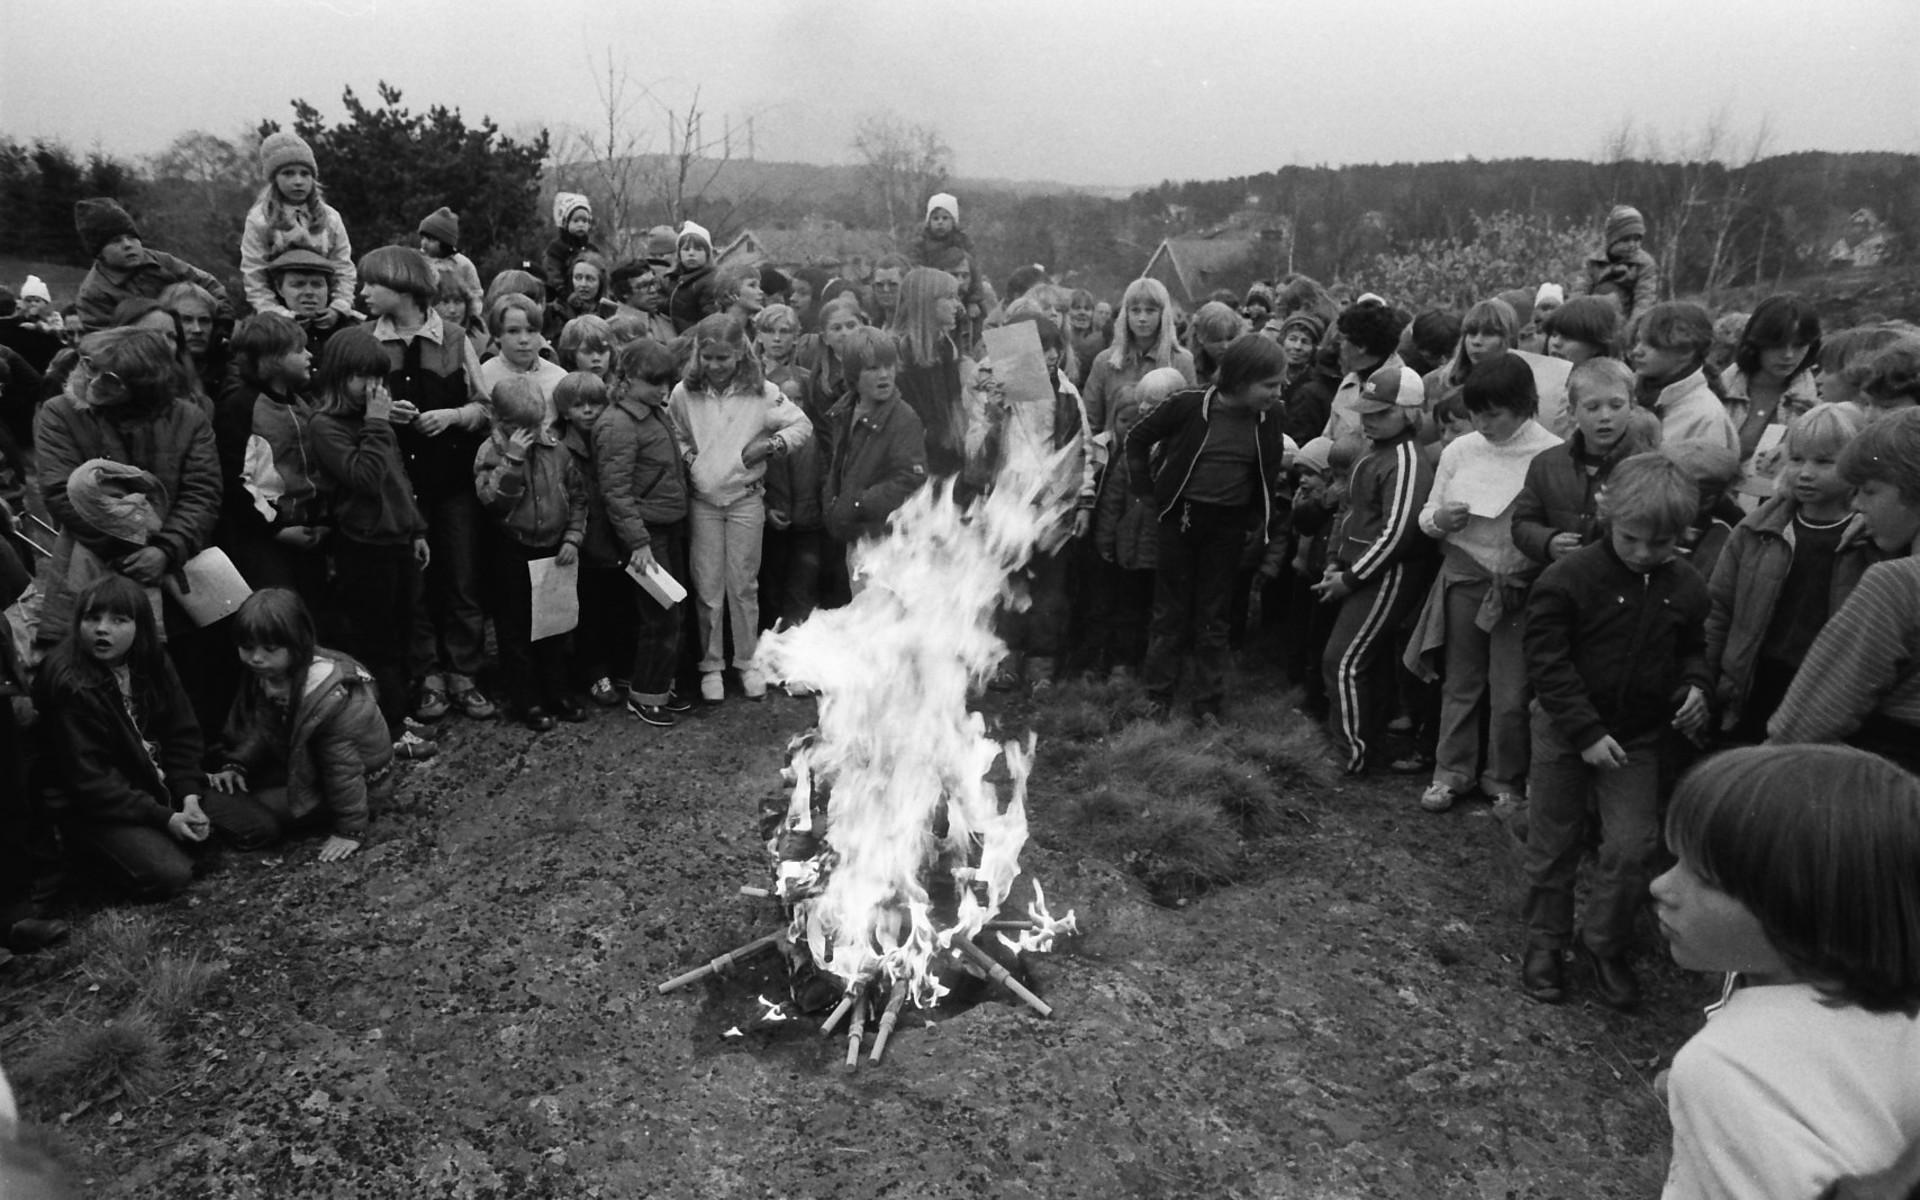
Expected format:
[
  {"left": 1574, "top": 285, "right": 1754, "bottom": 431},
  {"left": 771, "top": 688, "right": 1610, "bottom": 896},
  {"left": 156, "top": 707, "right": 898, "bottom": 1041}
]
[
  {"left": 78, "top": 910, "right": 156, "bottom": 998},
  {"left": 144, "top": 952, "right": 222, "bottom": 1034},
  {"left": 1129, "top": 797, "right": 1242, "bottom": 898},
  {"left": 15, "top": 1009, "right": 164, "bottom": 1113}
]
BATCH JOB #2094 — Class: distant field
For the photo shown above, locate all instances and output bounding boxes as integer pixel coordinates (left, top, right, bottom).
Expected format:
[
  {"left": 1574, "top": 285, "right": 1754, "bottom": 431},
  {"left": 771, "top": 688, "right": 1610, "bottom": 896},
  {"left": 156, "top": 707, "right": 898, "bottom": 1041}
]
[{"left": 0, "top": 258, "right": 89, "bottom": 306}]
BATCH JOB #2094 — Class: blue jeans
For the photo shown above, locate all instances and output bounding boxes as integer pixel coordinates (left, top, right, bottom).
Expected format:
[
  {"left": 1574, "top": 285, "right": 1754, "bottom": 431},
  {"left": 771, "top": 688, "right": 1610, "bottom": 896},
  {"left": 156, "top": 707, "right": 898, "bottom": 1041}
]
[{"left": 410, "top": 489, "right": 490, "bottom": 681}]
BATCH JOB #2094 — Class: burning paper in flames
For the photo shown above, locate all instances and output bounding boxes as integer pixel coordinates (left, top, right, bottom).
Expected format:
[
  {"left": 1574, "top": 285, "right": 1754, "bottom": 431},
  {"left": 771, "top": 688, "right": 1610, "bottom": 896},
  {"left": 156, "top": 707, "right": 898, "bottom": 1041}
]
[{"left": 754, "top": 435, "right": 1081, "bottom": 1014}]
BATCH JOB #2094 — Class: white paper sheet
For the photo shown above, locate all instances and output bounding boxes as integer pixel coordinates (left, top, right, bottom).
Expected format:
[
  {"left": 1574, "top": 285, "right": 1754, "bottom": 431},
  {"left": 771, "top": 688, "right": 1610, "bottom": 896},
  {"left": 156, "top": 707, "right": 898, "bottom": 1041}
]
[{"left": 528, "top": 556, "right": 580, "bottom": 641}]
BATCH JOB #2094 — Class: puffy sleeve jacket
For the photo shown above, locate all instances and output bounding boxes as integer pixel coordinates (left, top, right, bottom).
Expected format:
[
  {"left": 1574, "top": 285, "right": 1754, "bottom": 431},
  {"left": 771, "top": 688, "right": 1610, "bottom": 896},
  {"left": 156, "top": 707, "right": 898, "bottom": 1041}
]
[
  {"left": 216, "top": 653, "right": 392, "bottom": 839},
  {"left": 593, "top": 395, "right": 689, "bottom": 554},
  {"left": 35, "top": 656, "right": 206, "bottom": 827}
]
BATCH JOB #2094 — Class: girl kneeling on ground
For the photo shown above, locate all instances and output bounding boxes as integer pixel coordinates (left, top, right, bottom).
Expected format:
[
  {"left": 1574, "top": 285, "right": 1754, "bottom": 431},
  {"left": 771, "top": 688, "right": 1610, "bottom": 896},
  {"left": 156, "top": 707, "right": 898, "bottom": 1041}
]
[{"left": 203, "top": 588, "right": 393, "bottom": 863}]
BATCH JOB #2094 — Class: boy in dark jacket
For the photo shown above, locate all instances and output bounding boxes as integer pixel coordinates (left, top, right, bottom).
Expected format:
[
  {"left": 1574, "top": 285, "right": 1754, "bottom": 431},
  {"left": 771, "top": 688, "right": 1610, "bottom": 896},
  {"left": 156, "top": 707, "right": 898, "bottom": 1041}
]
[
  {"left": 1316, "top": 364, "right": 1434, "bottom": 773},
  {"left": 822, "top": 328, "right": 929, "bottom": 549},
  {"left": 71, "top": 198, "right": 231, "bottom": 334},
  {"left": 1512, "top": 358, "right": 1654, "bottom": 564},
  {"left": 1519, "top": 451, "right": 1711, "bottom": 1009},
  {"left": 475, "top": 376, "right": 589, "bottom": 731},
  {"left": 595, "top": 339, "right": 692, "bottom": 726}
]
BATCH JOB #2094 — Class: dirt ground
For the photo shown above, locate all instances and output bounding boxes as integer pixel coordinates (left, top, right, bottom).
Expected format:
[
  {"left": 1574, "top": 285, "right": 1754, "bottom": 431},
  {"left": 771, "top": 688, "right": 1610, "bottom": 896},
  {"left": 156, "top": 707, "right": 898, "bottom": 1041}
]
[{"left": 1, "top": 665, "right": 1711, "bottom": 1199}]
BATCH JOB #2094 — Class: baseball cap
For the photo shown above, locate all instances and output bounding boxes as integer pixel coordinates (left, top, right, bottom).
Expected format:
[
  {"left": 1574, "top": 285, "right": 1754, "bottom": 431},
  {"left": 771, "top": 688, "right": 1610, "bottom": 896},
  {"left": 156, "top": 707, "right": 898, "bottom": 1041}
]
[{"left": 1351, "top": 364, "right": 1425, "bottom": 414}]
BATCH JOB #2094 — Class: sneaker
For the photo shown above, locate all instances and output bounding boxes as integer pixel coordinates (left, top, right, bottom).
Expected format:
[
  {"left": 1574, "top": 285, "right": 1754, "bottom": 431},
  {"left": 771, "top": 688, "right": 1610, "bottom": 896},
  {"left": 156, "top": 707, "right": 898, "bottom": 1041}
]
[
  {"left": 588, "top": 677, "right": 624, "bottom": 706},
  {"left": 1386, "top": 715, "right": 1415, "bottom": 734},
  {"left": 626, "top": 698, "right": 677, "bottom": 727},
  {"left": 553, "top": 697, "right": 588, "bottom": 723},
  {"left": 394, "top": 730, "right": 440, "bottom": 761},
  {"left": 700, "top": 671, "right": 725, "bottom": 703},
  {"left": 402, "top": 716, "right": 446, "bottom": 741},
  {"left": 741, "top": 666, "right": 767, "bottom": 700},
  {"left": 450, "top": 684, "right": 496, "bottom": 721},
  {"left": 1419, "top": 782, "right": 1458, "bottom": 813},
  {"left": 412, "top": 678, "right": 450, "bottom": 722},
  {"left": 664, "top": 691, "right": 694, "bottom": 713}
]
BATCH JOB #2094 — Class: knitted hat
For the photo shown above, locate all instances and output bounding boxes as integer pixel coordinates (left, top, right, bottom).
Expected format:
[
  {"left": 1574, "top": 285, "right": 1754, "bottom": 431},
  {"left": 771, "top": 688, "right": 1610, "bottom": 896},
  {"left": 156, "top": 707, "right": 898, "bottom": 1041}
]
[
  {"left": 417, "top": 207, "right": 460, "bottom": 250},
  {"left": 552, "top": 192, "right": 592, "bottom": 230},
  {"left": 1352, "top": 363, "right": 1425, "bottom": 413},
  {"left": 20, "top": 275, "right": 51, "bottom": 303},
  {"left": 926, "top": 192, "right": 959, "bottom": 224},
  {"left": 1276, "top": 311, "right": 1326, "bottom": 345},
  {"left": 74, "top": 197, "right": 140, "bottom": 258},
  {"left": 1534, "top": 282, "right": 1565, "bottom": 310},
  {"left": 259, "top": 130, "right": 317, "bottom": 180},
  {"left": 1296, "top": 436, "right": 1335, "bottom": 475},
  {"left": 1605, "top": 205, "right": 1646, "bottom": 246},
  {"left": 644, "top": 225, "right": 678, "bottom": 263},
  {"left": 679, "top": 220, "right": 713, "bottom": 252},
  {"left": 265, "top": 246, "right": 336, "bottom": 277}
]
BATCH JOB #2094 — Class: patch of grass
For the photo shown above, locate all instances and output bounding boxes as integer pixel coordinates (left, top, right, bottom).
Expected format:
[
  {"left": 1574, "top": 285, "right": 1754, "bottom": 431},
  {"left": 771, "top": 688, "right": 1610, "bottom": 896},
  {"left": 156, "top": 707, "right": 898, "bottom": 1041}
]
[
  {"left": 78, "top": 910, "right": 155, "bottom": 998},
  {"left": 1127, "top": 797, "right": 1242, "bottom": 898},
  {"left": 144, "top": 952, "right": 222, "bottom": 1034},
  {"left": 15, "top": 1009, "right": 164, "bottom": 1114},
  {"left": 1221, "top": 692, "right": 1343, "bottom": 793}
]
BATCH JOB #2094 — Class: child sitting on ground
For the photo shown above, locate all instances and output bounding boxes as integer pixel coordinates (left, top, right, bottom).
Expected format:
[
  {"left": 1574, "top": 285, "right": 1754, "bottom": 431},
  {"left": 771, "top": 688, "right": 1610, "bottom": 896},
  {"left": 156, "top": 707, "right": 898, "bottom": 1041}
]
[
  {"left": 1512, "top": 357, "right": 1658, "bottom": 564},
  {"left": 1571, "top": 204, "right": 1658, "bottom": 322},
  {"left": 1411, "top": 354, "right": 1561, "bottom": 814},
  {"left": 203, "top": 588, "right": 392, "bottom": 863},
  {"left": 71, "top": 198, "right": 230, "bottom": 334},
  {"left": 32, "top": 575, "right": 210, "bottom": 899},
  {"left": 241, "top": 132, "right": 355, "bottom": 321},
  {"left": 1706, "top": 403, "right": 1873, "bottom": 743},
  {"left": 1519, "top": 451, "right": 1711, "bottom": 1010},
  {"left": 475, "top": 376, "right": 588, "bottom": 731},
  {"left": 1653, "top": 745, "right": 1920, "bottom": 1200}
]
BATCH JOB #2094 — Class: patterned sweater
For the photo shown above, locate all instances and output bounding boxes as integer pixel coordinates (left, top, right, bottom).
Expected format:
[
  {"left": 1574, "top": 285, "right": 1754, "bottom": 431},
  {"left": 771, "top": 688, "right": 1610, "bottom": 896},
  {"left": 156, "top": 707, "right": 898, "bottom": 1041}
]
[{"left": 1768, "top": 556, "right": 1920, "bottom": 744}]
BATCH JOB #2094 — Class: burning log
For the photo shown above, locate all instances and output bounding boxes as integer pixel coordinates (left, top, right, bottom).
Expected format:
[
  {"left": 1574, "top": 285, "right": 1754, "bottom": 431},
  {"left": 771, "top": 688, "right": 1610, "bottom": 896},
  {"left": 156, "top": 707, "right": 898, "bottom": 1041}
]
[
  {"left": 844, "top": 991, "right": 869, "bottom": 1067},
  {"left": 656, "top": 932, "right": 785, "bottom": 994},
  {"left": 820, "top": 978, "right": 869, "bottom": 1035},
  {"left": 869, "top": 985, "right": 909, "bottom": 1063},
  {"left": 952, "top": 936, "right": 1052, "bottom": 1018}
]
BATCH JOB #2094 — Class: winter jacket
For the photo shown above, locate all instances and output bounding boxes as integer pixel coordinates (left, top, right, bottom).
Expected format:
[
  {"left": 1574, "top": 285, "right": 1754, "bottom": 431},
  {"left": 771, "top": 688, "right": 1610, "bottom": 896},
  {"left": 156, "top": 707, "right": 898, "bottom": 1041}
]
[
  {"left": 373, "top": 312, "right": 489, "bottom": 500},
  {"left": 240, "top": 199, "right": 356, "bottom": 318},
  {"left": 764, "top": 383, "right": 828, "bottom": 534},
  {"left": 1328, "top": 428, "right": 1434, "bottom": 589},
  {"left": 559, "top": 422, "right": 619, "bottom": 566},
  {"left": 1654, "top": 369, "right": 1740, "bottom": 458},
  {"left": 1767, "top": 556, "right": 1920, "bottom": 748},
  {"left": 1082, "top": 345, "right": 1197, "bottom": 437},
  {"left": 308, "top": 408, "right": 426, "bottom": 546},
  {"left": 541, "top": 232, "right": 604, "bottom": 303},
  {"left": 1125, "top": 387, "right": 1288, "bottom": 534},
  {"left": 668, "top": 380, "right": 812, "bottom": 506},
  {"left": 1705, "top": 496, "right": 1878, "bottom": 728},
  {"left": 214, "top": 379, "right": 329, "bottom": 541},
  {"left": 214, "top": 651, "right": 393, "bottom": 839},
  {"left": 668, "top": 263, "right": 715, "bottom": 334},
  {"left": 1524, "top": 538, "right": 1710, "bottom": 752},
  {"left": 1571, "top": 247, "right": 1659, "bottom": 322},
  {"left": 74, "top": 249, "right": 232, "bottom": 334},
  {"left": 1511, "top": 431, "right": 1638, "bottom": 565},
  {"left": 1280, "top": 366, "right": 1336, "bottom": 448},
  {"left": 33, "top": 386, "right": 222, "bottom": 638},
  {"left": 474, "top": 433, "right": 588, "bottom": 549},
  {"left": 34, "top": 653, "right": 206, "bottom": 828},
  {"left": 1092, "top": 446, "right": 1158, "bottom": 571},
  {"left": 593, "top": 393, "right": 688, "bottom": 553},
  {"left": 822, "top": 396, "right": 929, "bottom": 543}
]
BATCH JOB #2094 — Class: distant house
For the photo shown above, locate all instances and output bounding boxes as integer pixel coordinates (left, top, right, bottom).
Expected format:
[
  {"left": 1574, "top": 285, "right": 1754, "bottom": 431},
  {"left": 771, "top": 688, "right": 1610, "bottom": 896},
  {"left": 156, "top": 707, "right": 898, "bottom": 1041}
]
[
  {"left": 716, "top": 221, "right": 898, "bottom": 272},
  {"left": 1141, "top": 235, "right": 1267, "bottom": 308},
  {"left": 1827, "top": 208, "right": 1894, "bottom": 269}
]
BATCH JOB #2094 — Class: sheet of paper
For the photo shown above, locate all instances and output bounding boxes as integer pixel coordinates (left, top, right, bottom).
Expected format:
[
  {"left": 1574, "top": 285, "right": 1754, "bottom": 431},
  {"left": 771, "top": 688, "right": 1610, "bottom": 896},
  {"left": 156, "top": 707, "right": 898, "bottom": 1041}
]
[
  {"left": 528, "top": 556, "right": 580, "bottom": 641},
  {"left": 167, "top": 547, "right": 252, "bottom": 627},
  {"left": 981, "top": 322, "right": 1054, "bottom": 409}
]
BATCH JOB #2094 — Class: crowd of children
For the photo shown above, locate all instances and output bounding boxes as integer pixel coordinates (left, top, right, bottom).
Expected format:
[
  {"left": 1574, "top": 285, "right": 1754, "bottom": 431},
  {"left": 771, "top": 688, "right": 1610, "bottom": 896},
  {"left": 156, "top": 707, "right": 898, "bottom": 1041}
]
[{"left": 2, "top": 155, "right": 1919, "bottom": 1195}]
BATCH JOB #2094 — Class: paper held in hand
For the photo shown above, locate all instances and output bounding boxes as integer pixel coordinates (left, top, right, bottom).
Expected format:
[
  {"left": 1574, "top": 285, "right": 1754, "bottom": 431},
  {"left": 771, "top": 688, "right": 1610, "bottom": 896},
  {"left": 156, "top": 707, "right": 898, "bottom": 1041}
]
[
  {"left": 164, "top": 547, "right": 252, "bottom": 627},
  {"left": 980, "top": 321, "right": 1054, "bottom": 409},
  {"left": 626, "top": 557, "right": 688, "bottom": 607},
  {"left": 528, "top": 556, "right": 580, "bottom": 641}
]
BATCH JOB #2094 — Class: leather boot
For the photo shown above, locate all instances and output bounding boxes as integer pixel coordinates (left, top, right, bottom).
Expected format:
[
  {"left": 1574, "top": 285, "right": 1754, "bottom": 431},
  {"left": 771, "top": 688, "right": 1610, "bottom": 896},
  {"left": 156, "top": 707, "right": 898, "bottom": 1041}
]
[{"left": 1522, "top": 946, "right": 1566, "bottom": 1005}]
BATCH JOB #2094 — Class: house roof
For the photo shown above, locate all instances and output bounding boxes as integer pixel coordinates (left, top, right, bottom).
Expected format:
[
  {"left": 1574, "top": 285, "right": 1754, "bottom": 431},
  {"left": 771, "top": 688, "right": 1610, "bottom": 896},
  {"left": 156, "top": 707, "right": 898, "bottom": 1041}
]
[
  {"left": 1142, "top": 235, "right": 1264, "bottom": 305},
  {"left": 717, "top": 224, "right": 899, "bottom": 268}
]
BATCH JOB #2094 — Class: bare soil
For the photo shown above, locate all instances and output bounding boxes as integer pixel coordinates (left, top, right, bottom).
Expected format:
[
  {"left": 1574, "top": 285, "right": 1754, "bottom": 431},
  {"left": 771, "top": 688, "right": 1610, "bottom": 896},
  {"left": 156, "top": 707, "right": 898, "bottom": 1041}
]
[{"left": 2, "top": 670, "right": 1709, "bottom": 1199}]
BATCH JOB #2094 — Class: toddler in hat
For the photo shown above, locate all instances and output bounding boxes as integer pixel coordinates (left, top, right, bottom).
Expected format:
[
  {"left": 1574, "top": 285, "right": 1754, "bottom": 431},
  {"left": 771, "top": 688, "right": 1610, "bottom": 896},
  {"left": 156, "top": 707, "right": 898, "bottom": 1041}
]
[
  {"left": 541, "top": 194, "right": 603, "bottom": 303},
  {"left": 241, "top": 131, "right": 356, "bottom": 320},
  {"left": 1571, "top": 204, "right": 1658, "bottom": 323},
  {"left": 72, "top": 197, "right": 231, "bottom": 334},
  {"left": 417, "top": 207, "right": 484, "bottom": 321}
]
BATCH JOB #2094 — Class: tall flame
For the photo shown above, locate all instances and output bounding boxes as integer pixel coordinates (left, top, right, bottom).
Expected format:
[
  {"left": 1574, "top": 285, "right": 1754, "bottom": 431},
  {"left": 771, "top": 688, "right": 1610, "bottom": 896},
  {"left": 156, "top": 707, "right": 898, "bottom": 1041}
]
[{"left": 755, "top": 438, "right": 1078, "bottom": 1006}]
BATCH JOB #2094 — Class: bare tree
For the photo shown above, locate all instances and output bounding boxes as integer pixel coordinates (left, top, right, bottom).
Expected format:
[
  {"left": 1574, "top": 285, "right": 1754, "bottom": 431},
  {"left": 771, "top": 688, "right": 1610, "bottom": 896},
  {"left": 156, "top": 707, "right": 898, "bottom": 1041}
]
[
  {"left": 852, "top": 112, "right": 952, "bottom": 237},
  {"left": 559, "top": 51, "right": 651, "bottom": 257},
  {"left": 1702, "top": 115, "right": 1775, "bottom": 298}
]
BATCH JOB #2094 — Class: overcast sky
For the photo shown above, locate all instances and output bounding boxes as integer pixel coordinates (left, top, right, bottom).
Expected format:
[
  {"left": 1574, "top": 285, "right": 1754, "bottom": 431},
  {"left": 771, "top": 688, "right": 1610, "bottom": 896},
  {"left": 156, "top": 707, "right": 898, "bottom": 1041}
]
[{"left": 4, "top": 0, "right": 1916, "bottom": 190}]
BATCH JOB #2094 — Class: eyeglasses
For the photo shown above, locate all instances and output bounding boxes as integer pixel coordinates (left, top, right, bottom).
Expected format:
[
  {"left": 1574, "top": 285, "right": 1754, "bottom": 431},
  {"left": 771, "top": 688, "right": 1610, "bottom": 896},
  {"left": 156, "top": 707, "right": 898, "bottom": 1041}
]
[{"left": 82, "top": 360, "right": 129, "bottom": 403}]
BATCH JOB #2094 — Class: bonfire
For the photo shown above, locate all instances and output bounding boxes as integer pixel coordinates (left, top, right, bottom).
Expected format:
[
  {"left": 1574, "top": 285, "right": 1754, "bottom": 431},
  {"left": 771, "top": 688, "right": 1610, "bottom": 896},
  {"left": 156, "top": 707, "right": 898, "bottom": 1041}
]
[{"left": 657, "top": 430, "right": 1080, "bottom": 1066}]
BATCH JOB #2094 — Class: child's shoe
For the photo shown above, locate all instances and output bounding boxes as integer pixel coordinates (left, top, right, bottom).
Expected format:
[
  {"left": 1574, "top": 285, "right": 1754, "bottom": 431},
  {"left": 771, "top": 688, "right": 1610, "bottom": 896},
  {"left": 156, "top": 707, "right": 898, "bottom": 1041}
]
[
  {"left": 1521, "top": 947, "right": 1565, "bottom": 1004},
  {"left": 626, "top": 698, "right": 677, "bottom": 727},
  {"left": 412, "top": 675, "right": 450, "bottom": 722},
  {"left": 700, "top": 671, "right": 725, "bottom": 703},
  {"left": 588, "top": 677, "right": 624, "bottom": 706},
  {"left": 1578, "top": 943, "right": 1641, "bottom": 1010},
  {"left": 553, "top": 697, "right": 588, "bottom": 723},
  {"left": 1419, "top": 782, "right": 1458, "bottom": 813},
  {"left": 665, "top": 691, "right": 694, "bottom": 713},
  {"left": 402, "top": 716, "right": 445, "bottom": 741},
  {"left": 521, "top": 706, "right": 557, "bottom": 733},
  {"left": 393, "top": 730, "right": 440, "bottom": 761},
  {"left": 449, "top": 675, "right": 496, "bottom": 720},
  {"left": 741, "top": 666, "right": 768, "bottom": 700}
]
